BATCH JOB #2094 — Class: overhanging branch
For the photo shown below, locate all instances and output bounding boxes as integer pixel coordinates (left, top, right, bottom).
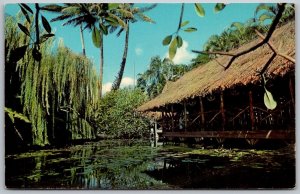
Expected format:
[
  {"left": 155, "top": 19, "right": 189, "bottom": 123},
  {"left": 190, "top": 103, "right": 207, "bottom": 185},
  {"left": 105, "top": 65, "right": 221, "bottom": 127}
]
[{"left": 192, "top": 3, "right": 287, "bottom": 71}]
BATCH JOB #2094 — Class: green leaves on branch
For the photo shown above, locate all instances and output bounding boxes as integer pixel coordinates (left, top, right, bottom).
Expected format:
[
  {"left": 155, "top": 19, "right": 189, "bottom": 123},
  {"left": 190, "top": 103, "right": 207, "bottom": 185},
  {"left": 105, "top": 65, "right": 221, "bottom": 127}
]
[
  {"left": 162, "top": 35, "right": 172, "bottom": 46},
  {"left": 41, "top": 15, "right": 52, "bottom": 33},
  {"left": 20, "top": 3, "right": 33, "bottom": 14},
  {"left": 176, "top": 35, "right": 183, "bottom": 48},
  {"left": 180, "top": 20, "right": 189, "bottom": 27},
  {"left": 18, "top": 23, "right": 30, "bottom": 37},
  {"left": 214, "top": 3, "right": 226, "bottom": 13},
  {"left": 105, "top": 16, "right": 119, "bottom": 27},
  {"left": 184, "top": 27, "right": 197, "bottom": 32},
  {"left": 263, "top": 88, "right": 277, "bottom": 110},
  {"left": 162, "top": 35, "right": 182, "bottom": 59},
  {"left": 255, "top": 3, "right": 272, "bottom": 15},
  {"left": 5, "top": 107, "right": 31, "bottom": 123},
  {"left": 40, "top": 33, "right": 55, "bottom": 43},
  {"left": 194, "top": 3, "right": 205, "bottom": 17},
  {"left": 259, "top": 13, "right": 274, "bottom": 22},
  {"left": 20, "top": 6, "right": 31, "bottom": 23},
  {"left": 92, "top": 26, "right": 101, "bottom": 48},
  {"left": 169, "top": 37, "right": 177, "bottom": 60},
  {"left": 108, "top": 3, "right": 120, "bottom": 10},
  {"left": 18, "top": 3, "right": 33, "bottom": 23}
]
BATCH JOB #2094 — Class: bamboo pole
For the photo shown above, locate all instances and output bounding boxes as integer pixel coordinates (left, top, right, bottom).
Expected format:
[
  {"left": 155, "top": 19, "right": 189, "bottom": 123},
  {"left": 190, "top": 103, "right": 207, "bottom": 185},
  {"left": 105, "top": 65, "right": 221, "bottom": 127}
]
[
  {"left": 249, "top": 90, "right": 255, "bottom": 130},
  {"left": 220, "top": 92, "right": 226, "bottom": 131},
  {"left": 199, "top": 96, "right": 205, "bottom": 131}
]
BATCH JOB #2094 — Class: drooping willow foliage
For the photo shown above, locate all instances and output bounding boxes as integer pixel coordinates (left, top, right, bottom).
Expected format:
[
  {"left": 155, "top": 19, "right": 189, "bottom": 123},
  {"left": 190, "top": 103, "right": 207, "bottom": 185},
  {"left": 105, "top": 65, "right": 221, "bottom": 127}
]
[{"left": 5, "top": 14, "right": 99, "bottom": 146}]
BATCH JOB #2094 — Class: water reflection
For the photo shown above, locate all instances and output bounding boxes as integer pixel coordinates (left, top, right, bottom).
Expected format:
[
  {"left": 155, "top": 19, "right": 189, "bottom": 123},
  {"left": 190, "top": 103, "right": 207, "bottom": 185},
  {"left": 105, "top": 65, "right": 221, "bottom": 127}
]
[{"left": 5, "top": 140, "right": 295, "bottom": 189}]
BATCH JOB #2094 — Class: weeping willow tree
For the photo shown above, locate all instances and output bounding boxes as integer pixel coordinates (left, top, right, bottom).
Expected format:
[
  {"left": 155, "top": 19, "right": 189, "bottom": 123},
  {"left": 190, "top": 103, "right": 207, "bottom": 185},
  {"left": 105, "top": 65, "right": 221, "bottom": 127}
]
[{"left": 5, "top": 14, "right": 99, "bottom": 146}]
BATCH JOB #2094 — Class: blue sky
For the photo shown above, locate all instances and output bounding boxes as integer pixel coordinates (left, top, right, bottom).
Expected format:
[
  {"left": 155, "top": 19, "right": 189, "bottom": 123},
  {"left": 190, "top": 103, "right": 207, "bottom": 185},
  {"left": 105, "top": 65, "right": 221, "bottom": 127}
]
[{"left": 5, "top": 3, "right": 263, "bottom": 93}]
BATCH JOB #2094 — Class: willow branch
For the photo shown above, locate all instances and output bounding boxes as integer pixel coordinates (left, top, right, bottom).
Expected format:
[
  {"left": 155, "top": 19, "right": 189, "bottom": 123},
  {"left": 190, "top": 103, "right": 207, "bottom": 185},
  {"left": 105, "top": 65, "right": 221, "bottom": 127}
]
[{"left": 255, "top": 29, "right": 295, "bottom": 63}]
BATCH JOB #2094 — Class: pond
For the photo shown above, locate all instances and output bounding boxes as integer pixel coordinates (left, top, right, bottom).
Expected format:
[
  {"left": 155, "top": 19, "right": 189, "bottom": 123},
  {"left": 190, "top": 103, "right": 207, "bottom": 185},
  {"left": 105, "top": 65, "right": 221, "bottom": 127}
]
[{"left": 5, "top": 139, "right": 295, "bottom": 189}]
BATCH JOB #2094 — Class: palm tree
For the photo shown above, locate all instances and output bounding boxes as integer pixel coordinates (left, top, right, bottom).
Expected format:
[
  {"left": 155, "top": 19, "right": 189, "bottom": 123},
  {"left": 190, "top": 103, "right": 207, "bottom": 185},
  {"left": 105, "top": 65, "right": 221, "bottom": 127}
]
[
  {"left": 137, "top": 56, "right": 189, "bottom": 98},
  {"left": 111, "top": 3, "right": 156, "bottom": 91},
  {"left": 41, "top": 3, "right": 97, "bottom": 56}
]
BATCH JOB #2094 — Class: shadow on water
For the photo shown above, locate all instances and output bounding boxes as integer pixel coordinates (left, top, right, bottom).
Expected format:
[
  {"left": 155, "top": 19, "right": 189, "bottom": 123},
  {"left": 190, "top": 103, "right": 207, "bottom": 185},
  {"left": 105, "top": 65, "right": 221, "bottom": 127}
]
[
  {"left": 146, "top": 145, "right": 296, "bottom": 189},
  {"left": 5, "top": 139, "right": 295, "bottom": 189}
]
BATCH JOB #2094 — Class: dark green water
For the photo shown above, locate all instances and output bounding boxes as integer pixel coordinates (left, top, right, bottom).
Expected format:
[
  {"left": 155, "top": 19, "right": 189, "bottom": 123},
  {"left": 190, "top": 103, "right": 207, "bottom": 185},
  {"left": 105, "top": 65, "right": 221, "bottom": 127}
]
[{"left": 5, "top": 140, "right": 295, "bottom": 189}]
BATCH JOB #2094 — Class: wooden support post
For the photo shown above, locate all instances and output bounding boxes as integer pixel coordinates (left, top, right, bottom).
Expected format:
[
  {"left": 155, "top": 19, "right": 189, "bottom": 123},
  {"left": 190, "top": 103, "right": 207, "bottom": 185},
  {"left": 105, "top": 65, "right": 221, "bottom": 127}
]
[
  {"left": 171, "top": 105, "right": 174, "bottom": 132},
  {"left": 220, "top": 92, "right": 226, "bottom": 131},
  {"left": 289, "top": 77, "right": 295, "bottom": 110},
  {"left": 154, "top": 120, "right": 157, "bottom": 139},
  {"left": 184, "top": 101, "right": 187, "bottom": 132},
  {"left": 249, "top": 90, "right": 255, "bottom": 130},
  {"left": 199, "top": 96, "right": 205, "bottom": 131}
]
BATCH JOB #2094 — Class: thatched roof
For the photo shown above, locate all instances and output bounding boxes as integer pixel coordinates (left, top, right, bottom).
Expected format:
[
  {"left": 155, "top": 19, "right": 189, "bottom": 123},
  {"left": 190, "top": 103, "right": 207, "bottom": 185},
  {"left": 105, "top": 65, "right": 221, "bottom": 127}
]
[{"left": 137, "top": 21, "right": 295, "bottom": 112}]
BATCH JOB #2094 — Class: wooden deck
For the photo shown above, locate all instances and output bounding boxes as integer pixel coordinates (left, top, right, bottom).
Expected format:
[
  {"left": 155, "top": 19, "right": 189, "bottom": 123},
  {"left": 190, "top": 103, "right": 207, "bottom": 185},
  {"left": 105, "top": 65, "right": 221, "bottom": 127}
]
[{"left": 162, "top": 130, "right": 295, "bottom": 140}]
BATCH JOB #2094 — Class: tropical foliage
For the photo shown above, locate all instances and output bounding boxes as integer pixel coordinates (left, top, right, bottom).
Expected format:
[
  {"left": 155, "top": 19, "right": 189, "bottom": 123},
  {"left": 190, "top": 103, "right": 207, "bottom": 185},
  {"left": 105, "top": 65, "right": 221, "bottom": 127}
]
[
  {"left": 137, "top": 56, "right": 189, "bottom": 99},
  {"left": 95, "top": 88, "right": 150, "bottom": 139}
]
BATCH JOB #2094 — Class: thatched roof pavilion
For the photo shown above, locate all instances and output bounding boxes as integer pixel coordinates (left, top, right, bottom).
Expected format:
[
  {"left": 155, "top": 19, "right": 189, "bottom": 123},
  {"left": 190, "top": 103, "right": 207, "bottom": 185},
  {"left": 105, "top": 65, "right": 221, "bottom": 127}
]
[{"left": 137, "top": 21, "right": 295, "bottom": 112}]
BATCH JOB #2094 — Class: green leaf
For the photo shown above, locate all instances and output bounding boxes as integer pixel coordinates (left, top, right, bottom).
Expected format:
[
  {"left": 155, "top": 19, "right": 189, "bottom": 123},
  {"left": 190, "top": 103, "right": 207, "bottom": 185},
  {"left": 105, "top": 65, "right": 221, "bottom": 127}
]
[
  {"left": 162, "top": 35, "right": 172, "bottom": 46},
  {"left": 180, "top": 20, "right": 189, "bottom": 27},
  {"left": 40, "top": 4, "right": 63, "bottom": 12},
  {"left": 32, "top": 47, "right": 42, "bottom": 61},
  {"left": 61, "top": 6, "right": 80, "bottom": 14},
  {"left": 259, "top": 13, "right": 274, "bottom": 22},
  {"left": 10, "top": 45, "right": 28, "bottom": 62},
  {"left": 41, "top": 15, "right": 51, "bottom": 33},
  {"left": 169, "top": 38, "right": 177, "bottom": 60},
  {"left": 184, "top": 27, "right": 197, "bottom": 32},
  {"left": 255, "top": 4, "right": 272, "bottom": 15},
  {"left": 194, "top": 3, "right": 205, "bottom": 17},
  {"left": 5, "top": 107, "right": 31, "bottom": 123},
  {"left": 40, "top": 33, "right": 55, "bottom": 43},
  {"left": 231, "top": 22, "right": 243, "bottom": 30},
  {"left": 17, "top": 23, "right": 30, "bottom": 37},
  {"left": 92, "top": 26, "right": 101, "bottom": 48},
  {"left": 264, "top": 88, "right": 277, "bottom": 110},
  {"left": 108, "top": 13, "right": 126, "bottom": 28},
  {"left": 176, "top": 36, "right": 183, "bottom": 48},
  {"left": 20, "top": 3, "right": 33, "bottom": 14},
  {"left": 105, "top": 17, "right": 119, "bottom": 27},
  {"left": 99, "top": 23, "right": 108, "bottom": 35},
  {"left": 19, "top": 5, "right": 31, "bottom": 23},
  {"left": 214, "top": 3, "right": 226, "bottom": 13},
  {"left": 108, "top": 3, "right": 120, "bottom": 10}
]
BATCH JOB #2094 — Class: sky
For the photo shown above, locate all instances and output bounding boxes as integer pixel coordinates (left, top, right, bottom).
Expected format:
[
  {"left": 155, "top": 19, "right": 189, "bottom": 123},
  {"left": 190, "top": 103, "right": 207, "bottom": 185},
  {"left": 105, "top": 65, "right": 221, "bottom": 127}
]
[{"left": 5, "top": 3, "right": 266, "bottom": 93}]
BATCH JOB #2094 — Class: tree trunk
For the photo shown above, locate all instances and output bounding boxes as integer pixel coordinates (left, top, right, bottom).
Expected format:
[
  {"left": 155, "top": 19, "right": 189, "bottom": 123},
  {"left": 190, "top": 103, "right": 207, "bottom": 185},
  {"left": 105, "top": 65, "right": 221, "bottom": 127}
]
[
  {"left": 80, "top": 24, "right": 86, "bottom": 56},
  {"left": 99, "top": 32, "right": 104, "bottom": 97},
  {"left": 112, "top": 22, "right": 130, "bottom": 91}
]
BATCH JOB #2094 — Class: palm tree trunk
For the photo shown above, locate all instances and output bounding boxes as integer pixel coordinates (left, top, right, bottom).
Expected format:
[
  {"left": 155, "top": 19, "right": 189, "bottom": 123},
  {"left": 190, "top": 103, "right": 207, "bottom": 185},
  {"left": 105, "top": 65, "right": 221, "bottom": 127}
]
[
  {"left": 99, "top": 32, "right": 104, "bottom": 97},
  {"left": 80, "top": 24, "right": 86, "bottom": 56},
  {"left": 112, "top": 22, "right": 130, "bottom": 91}
]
